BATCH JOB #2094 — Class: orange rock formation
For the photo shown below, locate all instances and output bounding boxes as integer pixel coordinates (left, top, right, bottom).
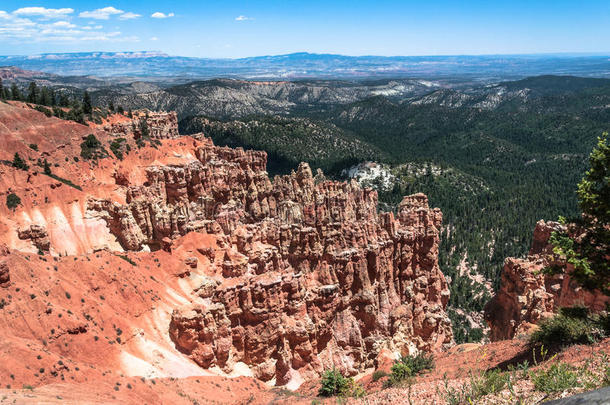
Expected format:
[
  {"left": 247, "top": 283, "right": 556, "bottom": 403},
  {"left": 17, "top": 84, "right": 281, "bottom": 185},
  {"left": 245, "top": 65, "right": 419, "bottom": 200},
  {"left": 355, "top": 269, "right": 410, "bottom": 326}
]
[
  {"left": 0, "top": 101, "right": 452, "bottom": 393},
  {"left": 485, "top": 220, "right": 609, "bottom": 341}
]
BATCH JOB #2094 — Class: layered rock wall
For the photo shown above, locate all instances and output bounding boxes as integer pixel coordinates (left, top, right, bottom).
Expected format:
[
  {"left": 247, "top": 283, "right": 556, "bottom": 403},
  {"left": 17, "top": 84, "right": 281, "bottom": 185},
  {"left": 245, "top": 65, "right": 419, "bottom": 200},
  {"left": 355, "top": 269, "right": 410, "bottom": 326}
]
[
  {"left": 88, "top": 139, "right": 453, "bottom": 385},
  {"left": 0, "top": 101, "right": 453, "bottom": 387},
  {"left": 100, "top": 110, "right": 179, "bottom": 140},
  {"left": 485, "top": 220, "right": 609, "bottom": 341}
]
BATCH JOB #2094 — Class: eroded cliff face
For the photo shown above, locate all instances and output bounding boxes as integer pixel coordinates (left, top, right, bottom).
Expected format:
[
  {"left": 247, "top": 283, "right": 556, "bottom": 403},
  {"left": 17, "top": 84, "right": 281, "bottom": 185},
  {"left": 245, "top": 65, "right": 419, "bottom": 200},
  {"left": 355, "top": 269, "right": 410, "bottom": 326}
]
[
  {"left": 485, "top": 220, "right": 609, "bottom": 341},
  {"left": 97, "top": 110, "right": 179, "bottom": 140},
  {"left": 87, "top": 139, "right": 453, "bottom": 385},
  {"left": 0, "top": 101, "right": 452, "bottom": 389}
]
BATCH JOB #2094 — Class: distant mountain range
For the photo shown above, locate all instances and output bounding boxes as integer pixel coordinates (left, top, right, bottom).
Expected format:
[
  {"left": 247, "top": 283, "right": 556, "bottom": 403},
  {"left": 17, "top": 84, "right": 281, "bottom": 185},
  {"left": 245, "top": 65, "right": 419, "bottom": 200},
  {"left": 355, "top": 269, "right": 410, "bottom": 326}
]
[{"left": 0, "top": 51, "right": 609, "bottom": 81}]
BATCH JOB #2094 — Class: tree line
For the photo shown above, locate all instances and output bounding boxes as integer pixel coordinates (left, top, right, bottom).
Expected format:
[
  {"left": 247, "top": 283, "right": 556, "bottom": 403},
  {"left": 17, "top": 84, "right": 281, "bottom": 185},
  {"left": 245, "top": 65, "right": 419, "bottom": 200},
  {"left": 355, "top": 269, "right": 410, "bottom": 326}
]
[{"left": 0, "top": 79, "right": 126, "bottom": 124}]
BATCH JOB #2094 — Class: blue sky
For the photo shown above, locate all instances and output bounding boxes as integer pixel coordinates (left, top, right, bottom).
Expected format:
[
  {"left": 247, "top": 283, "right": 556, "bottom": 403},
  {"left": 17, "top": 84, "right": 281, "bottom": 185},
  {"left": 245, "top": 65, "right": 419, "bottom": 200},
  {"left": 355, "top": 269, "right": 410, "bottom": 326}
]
[{"left": 0, "top": 1, "right": 609, "bottom": 58}]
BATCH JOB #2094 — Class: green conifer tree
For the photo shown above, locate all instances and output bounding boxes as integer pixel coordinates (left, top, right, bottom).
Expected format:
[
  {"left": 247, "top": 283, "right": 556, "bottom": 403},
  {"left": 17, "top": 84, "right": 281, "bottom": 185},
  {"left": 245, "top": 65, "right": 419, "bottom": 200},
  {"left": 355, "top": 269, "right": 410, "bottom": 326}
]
[
  {"left": 11, "top": 83, "right": 21, "bottom": 101},
  {"left": 548, "top": 132, "right": 610, "bottom": 294},
  {"left": 12, "top": 152, "right": 29, "bottom": 171},
  {"left": 83, "top": 91, "right": 92, "bottom": 114},
  {"left": 27, "top": 82, "right": 38, "bottom": 103}
]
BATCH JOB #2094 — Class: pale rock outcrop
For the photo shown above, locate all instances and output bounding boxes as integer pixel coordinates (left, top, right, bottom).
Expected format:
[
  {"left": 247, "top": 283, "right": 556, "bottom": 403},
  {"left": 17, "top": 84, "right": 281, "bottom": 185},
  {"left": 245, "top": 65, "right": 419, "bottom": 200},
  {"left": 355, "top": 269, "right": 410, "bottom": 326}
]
[
  {"left": 17, "top": 224, "right": 51, "bottom": 252},
  {"left": 100, "top": 111, "right": 179, "bottom": 140}
]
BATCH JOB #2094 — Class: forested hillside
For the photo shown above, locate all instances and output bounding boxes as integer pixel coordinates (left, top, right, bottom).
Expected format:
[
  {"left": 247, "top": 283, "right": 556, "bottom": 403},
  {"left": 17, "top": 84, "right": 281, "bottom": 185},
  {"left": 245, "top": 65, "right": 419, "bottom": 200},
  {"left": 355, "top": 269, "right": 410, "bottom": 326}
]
[{"left": 179, "top": 115, "right": 385, "bottom": 174}]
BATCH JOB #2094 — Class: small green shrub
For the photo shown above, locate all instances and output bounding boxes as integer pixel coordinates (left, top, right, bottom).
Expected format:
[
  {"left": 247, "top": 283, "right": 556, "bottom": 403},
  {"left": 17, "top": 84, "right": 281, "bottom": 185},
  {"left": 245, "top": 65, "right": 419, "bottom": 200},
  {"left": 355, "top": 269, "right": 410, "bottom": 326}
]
[
  {"left": 440, "top": 370, "right": 510, "bottom": 404},
  {"left": 6, "top": 193, "right": 21, "bottom": 210},
  {"left": 318, "top": 369, "right": 349, "bottom": 397},
  {"left": 384, "top": 353, "right": 434, "bottom": 387},
  {"left": 372, "top": 370, "right": 388, "bottom": 382},
  {"left": 603, "top": 366, "right": 610, "bottom": 386},
  {"left": 80, "top": 134, "right": 108, "bottom": 160},
  {"left": 29, "top": 144, "right": 38, "bottom": 151},
  {"left": 558, "top": 305, "right": 589, "bottom": 319},
  {"left": 531, "top": 362, "right": 582, "bottom": 393},
  {"left": 117, "top": 254, "right": 136, "bottom": 266},
  {"left": 507, "top": 360, "right": 530, "bottom": 379},
  {"left": 318, "top": 369, "right": 365, "bottom": 398},
  {"left": 471, "top": 369, "right": 510, "bottom": 397},
  {"left": 597, "top": 312, "right": 610, "bottom": 335},
  {"left": 34, "top": 105, "right": 52, "bottom": 117},
  {"left": 529, "top": 308, "right": 603, "bottom": 348},
  {"left": 387, "top": 362, "right": 412, "bottom": 386},
  {"left": 342, "top": 378, "right": 366, "bottom": 398},
  {"left": 400, "top": 353, "right": 435, "bottom": 375},
  {"left": 110, "top": 138, "right": 126, "bottom": 160}
]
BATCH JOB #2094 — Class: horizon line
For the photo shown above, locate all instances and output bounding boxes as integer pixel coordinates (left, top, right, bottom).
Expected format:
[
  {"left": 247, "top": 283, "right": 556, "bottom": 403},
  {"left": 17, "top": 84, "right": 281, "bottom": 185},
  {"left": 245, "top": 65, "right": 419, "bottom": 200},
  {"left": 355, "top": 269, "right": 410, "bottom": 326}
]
[{"left": 1, "top": 50, "right": 610, "bottom": 60}]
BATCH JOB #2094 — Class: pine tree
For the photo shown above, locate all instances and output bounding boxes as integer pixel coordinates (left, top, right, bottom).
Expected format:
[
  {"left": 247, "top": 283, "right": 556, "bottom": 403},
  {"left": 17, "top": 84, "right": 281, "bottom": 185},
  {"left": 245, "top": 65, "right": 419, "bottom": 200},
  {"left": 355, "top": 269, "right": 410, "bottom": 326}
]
[
  {"left": 140, "top": 117, "right": 150, "bottom": 138},
  {"left": 39, "top": 86, "right": 53, "bottom": 106},
  {"left": 43, "top": 159, "right": 52, "bottom": 175},
  {"left": 548, "top": 132, "right": 610, "bottom": 295},
  {"left": 578, "top": 132, "right": 610, "bottom": 229},
  {"left": 12, "top": 152, "right": 29, "bottom": 171},
  {"left": 83, "top": 91, "right": 92, "bottom": 114},
  {"left": 59, "top": 93, "right": 70, "bottom": 107},
  {"left": 27, "top": 82, "right": 38, "bottom": 103},
  {"left": 11, "top": 83, "right": 21, "bottom": 101}
]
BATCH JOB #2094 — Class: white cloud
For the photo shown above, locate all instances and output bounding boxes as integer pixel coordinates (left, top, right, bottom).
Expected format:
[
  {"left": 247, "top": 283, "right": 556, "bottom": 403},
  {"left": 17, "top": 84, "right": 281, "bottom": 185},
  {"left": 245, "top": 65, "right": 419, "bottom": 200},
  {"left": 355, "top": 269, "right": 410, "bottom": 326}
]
[
  {"left": 0, "top": 13, "right": 36, "bottom": 39},
  {"left": 150, "top": 36, "right": 158, "bottom": 41},
  {"left": 235, "top": 15, "right": 253, "bottom": 21},
  {"left": 50, "top": 21, "right": 76, "bottom": 28},
  {"left": 13, "top": 7, "right": 74, "bottom": 19},
  {"left": 151, "top": 12, "right": 174, "bottom": 19},
  {"left": 119, "top": 12, "right": 141, "bottom": 20},
  {"left": 82, "top": 24, "right": 103, "bottom": 30},
  {"left": 40, "top": 27, "right": 82, "bottom": 35},
  {"left": 79, "top": 7, "right": 123, "bottom": 20},
  {"left": 0, "top": 9, "right": 136, "bottom": 43}
]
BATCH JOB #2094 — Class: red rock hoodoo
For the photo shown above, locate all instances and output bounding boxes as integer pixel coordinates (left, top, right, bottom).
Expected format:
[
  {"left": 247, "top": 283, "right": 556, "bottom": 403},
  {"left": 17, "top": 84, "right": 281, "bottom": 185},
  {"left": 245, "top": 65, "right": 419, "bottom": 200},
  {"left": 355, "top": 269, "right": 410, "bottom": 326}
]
[
  {"left": 485, "top": 220, "right": 609, "bottom": 341},
  {"left": 0, "top": 101, "right": 452, "bottom": 391},
  {"left": 88, "top": 142, "right": 453, "bottom": 385}
]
